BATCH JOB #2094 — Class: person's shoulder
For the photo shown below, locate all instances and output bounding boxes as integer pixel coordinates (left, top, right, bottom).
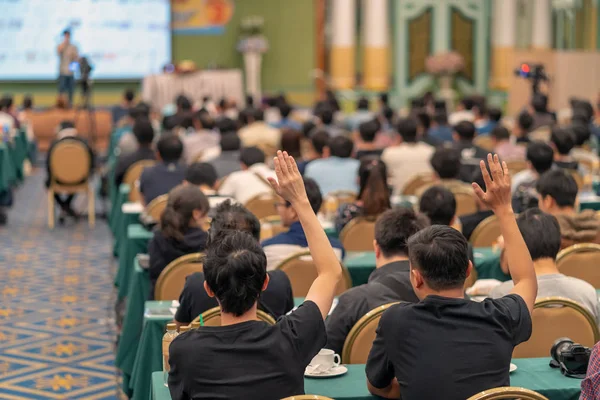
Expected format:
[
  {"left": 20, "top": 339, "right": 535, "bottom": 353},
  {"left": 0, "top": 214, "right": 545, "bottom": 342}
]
[
  {"left": 561, "top": 275, "right": 597, "bottom": 294},
  {"left": 482, "top": 293, "right": 528, "bottom": 315}
]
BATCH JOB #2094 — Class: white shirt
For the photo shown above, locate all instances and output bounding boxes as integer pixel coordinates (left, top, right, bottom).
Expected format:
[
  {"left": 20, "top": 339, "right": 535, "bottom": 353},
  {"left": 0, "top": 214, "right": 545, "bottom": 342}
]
[
  {"left": 182, "top": 130, "right": 220, "bottom": 165},
  {"left": 510, "top": 169, "right": 536, "bottom": 194},
  {"left": 0, "top": 112, "right": 15, "bottom": 138},
  {"left": 238, "top": 122, "right": 281, "bottom": 149},
  {"left": 218, "top": 163, "right": 276, "bottom": 205},
  {"left": 381, "top": 142, "right": 435, "bottom": 195},
  {"left": 448, "top": 110, "right": 475, "bottom": 126}
]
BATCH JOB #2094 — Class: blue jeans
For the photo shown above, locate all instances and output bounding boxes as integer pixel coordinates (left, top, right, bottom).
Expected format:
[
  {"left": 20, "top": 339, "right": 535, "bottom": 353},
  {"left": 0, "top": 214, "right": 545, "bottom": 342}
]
[{"left": 58, "top": 75, "right": 75, "bottom": 106}]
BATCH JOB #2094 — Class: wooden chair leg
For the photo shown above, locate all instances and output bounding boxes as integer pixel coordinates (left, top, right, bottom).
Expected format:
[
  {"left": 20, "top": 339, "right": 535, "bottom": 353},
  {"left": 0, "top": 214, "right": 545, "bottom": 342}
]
[
  {"left": 48, "top": 189, "right": 55, "bottom": 229},
  {"left": 88, "top": 186, "right": 95, "bottom": 228}
]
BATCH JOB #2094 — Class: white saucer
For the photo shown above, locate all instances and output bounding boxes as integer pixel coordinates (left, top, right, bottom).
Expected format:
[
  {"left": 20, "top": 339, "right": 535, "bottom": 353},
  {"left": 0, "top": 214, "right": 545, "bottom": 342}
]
[
  {"left": 510, "top": 363, "right": 517, "bottom": 373},
  {"left": 305, "top": 365, "right": 348, "bottom": 378}
]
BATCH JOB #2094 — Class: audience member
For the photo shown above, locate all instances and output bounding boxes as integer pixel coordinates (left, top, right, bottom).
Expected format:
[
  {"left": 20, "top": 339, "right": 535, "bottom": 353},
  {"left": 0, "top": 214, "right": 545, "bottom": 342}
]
[
  {"left": 511, "top": 142, "right": 554, "bottom": 213},
  {"left": 428, "top": 110, "right": 453, "bottom": 143},
  {"left": 452, "top": 121, "right": 487, "bottom": 182},
  {"left": 182, "top": 110, "right": 220, "bottom": 164},
  {"left": 140, "top": 134, "right": 186, "bottom": 205},
  {"left": 298, "top": 129, "right": 329, "bottom": 175},
  {"left": 415, "top": 110, "right": 438, "bottom": 146},
  {"left": 115, "top": 102, "right": 152, "bottom": 155},
  {"left": 417, "top": 147, "right": 472, "bottom": 197},
  {"left": 113, "top": 117, "right": 155, "bottom": 186},
  {"left": 514, "top": 111, "right": 534, "bottom": 143},
  {"left": 318, "top": 107, "right": 347, "bottom": 138},
  {"left": 272, "top": 103, "right": 301, "bottom": 130},
  {"left": 530, "top": 93, "right": 555, "bottom": 131},
  {"left": 280, "top": 129, "right": 303, "bottom": 160},
  {"left": 460, "top": 168, "right": 494, "bottom": 241},
  {"left": 448, "top": 96, "right": 475, "bottom": 125},
  {"left": 304, "top": 136, "right": 360, "bottom": 195},
  {"left": 375, "top": 106, "right": 399, "bottom": 147},
  {"left": 238, "top": 108, "right": 281, "bottom": 150},
  {"left": 492, "top": 125, "right": 525, "bottom": 161},
  {"left": 112, "top": 88, "right": 135, "bottom": 125},
  {"left": 210, "top": 133, "right": 242, "bottom": 179},
  {"left": 550, "top": 127, "right": 579, "bottom": 170},
  {"left": 184, "top": 163, "right": 234, "bottom": 213},
  {"left": 355, "top": 120, "right": 383, "bottom": 159},
  {"left": 0, "top": 96, "right": 17, "bottom": 135},
  {"left": 346, "top": 96, "right": 373, "bottom": 132},
  {"left": 570, "top": 122, "right": 599, "bottom": 165}
]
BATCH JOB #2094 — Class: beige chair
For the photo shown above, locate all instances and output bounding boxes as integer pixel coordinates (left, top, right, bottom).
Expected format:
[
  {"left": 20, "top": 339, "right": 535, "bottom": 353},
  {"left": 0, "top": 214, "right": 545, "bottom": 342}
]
[
  {"left": 123, "top": 160, "right": 156, "bottom": 203},
  {"left": 245, "top": 193, "right": 278, "bottom": 220},
  {"left": 513, "top": 297, "right": 600, "bottom": 358},
  {"left": 281, "top": 396, "right": 334, "bottom": 400},
  {"left": 529, "top": 126, "right": 551, "bottom": 143},
  {"left": 154, "top": 253, "right": 204, "bottom": 301},
  {"left": 401, "top": 172, "right": 436, "bottom": 196},
  {"left": 259, "top": 215, "right": 288, "bottom": 241},
  {"left": 47, "top": 139, "right": 95, "bottom": 229},
  {"left": 339, "top": 216, "right": 377, "bottom": 252},
  {"left": 321, "top": 190, "right": 358, "bottom": 214},
  {"left": 467, "top": 387, "right": 549, "bottom": 400},
  {"left": 474, "top": 135, "right": 494, "bottom": 152},
  {"left": 275, "top": 251, "right": 352, "bottom": 297},
  {"left": 567, "top": 169, "right": 583, "bottom": 190},
  {"left": 144, "top": 194, "right": 168, "bottom": 223},
  {"left": 452, "top": 187, "right": 477, "bottom": 217},
  {"left": 196, "top": 306, "right": 276, "bottom": 326},
  {"left": 469, "top": 215, "right": 501, "bottom": 248},
  {"left": 505, "top": 160, "right": 528, "bottom": 175},
  {"left": 556, "top": 243, "right": 600, "bottom": 288},
  {"left": 342, "top": 302, "right": 400, "bottom": 364},
  {"left": 578, "top": 158, "right": 599, "bottom": 175}
]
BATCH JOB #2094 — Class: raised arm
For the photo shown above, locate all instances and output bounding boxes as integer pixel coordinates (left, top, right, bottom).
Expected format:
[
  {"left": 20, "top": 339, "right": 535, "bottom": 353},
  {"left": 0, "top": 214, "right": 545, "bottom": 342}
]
[
  {"left": 472, "top": 154, "right": 537, "bottom": 313},
  {"left": 268, "top": 151, "right": 342, "bottom": 319}
]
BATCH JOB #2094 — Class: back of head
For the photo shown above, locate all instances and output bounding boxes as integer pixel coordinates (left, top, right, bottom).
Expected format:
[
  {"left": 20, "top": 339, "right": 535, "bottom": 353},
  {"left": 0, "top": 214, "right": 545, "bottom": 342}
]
[
  {"left": 303, "top": 178, "right": 323, "bottom": 213},
  {"left": 526, "top": 142, "right": 554, "bottom": 174},
  {"left": 281, "top": 129, "right": 302, "bottom": 158},
  {"left": 240, "top": 146, "right": 265, "bottom": 167},
  {"left": 124, "top": 89, "right": 135, "bottom": 103},
  {"left": 516, "top": 208, "right": 561, "bottom": 261},
  {"left": 176, "top": 94, "right": 192, "bottom": 112},
  {"left": 216, "top": 117, "right": 238, "bottom": 134},
  {"left": 397, "top": 117, "right": 418, "bottom": 143},
  {"left": 491, "top": 125, "right": 510, "bottom": 141},
  {"left": 325, "top": 89, "right": 341, "bottom": 112},
  {"left": 433, "top": 110, "right": 449, "bottom": 126},
  {"left": 358, "top": 119, "right": 379, "bottom": 143},
  {"left": 531, "top": 93, "right": 548, "bottom": 113},
  {"left": 379, "top": 92, "right": 389, "bottom": 106},
  {"left": 157, "top": 134, "right": 184, "bottom": 163},
  {"left": 22, "top": 95, "right": 33, "bottom": 110},
  {"left": 487, "top": 107, "right": 502, "bottom": 123},
  {"left": 357, "top": 97, "right": 370, "bottom": 111},
  {"left": 302, "top": 120, "right": 317, "bottom": 138},
  {"left": 517, "top": 111, "right": 534, "bottom": 132},
  {"left": 195, "top": 110, "right": 215, "bottom": 130},
  {"left": 430, "top": 147, "right": 461, "bottom": 179},
  {"left": 1, "top": 95, "right": 13, "bottom": 110},
  {"left": 319, "top": 107, "right": 334, "bottom": 125},
  {"left": 329, "top": 136, "right": 353, "bottom": 158},
  {"left": 133, "top": 117, "right": 155, "bottom": 146},
  {"left": 419, "top": 186, "right": 456, "bottom": 226},
  {"left": 311, "top": 129, "right": 330, "bottom": 156},
  {"left": 536, "top": 169, "right": 578, "bottom": 208},
  {"left": 220, "top": 133, "right": 241, "bottom": 152},
  {"left": 571, "top": 99, "right": 594, "bottom": 123},
  {"left": 160, "top": 185, "right": 210, "bottom": 241},
  {"left": 454, "top": 121, "right": 476, "bottom": 141},
  {"left": 130, "top": 102, "right": 151, "bottom": 120},
  {"left": 279, "top": 103, "right": 293, "bottom": 119},
  {"left": 358, "top": 158, "right": 391, "bottom": 216},
  {"left": 415, "top": 111, "right": 431, "bottom": 132},
  {"left": 407, "top": 225, "right": 469, "bottom": 290},
  {"left": 550, "top": 127, "right": 576, "bottom": 155},
  {"left": 382, "top": 106, "right": 395, "bottom": 124},
  {"left": 252, "top": 108, "right": 265, "bottom": 122},
  {"left": 185, "top": 162, "right": 217, "bottom": 187},
  {"left": 571, "top": 123, "right": 591, "bottom": 147},
  {"left": 209, "top": 200, "right": 261, "bottom": 244},
  {"left": 461, "top": 97, "right": 475, "bottom": 111},
  {"left": 375, "top": 208, "right": 430, "bottom": 257}
]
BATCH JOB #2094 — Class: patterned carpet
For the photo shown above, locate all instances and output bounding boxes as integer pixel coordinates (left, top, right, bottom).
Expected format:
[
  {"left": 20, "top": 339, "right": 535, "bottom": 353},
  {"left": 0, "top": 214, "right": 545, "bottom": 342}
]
[{"left": 0, "top": 172, "right": 121, "bottom": 399}]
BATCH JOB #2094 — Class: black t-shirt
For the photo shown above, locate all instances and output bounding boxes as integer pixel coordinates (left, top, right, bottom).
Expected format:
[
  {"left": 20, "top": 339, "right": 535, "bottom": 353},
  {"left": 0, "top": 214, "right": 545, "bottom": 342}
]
[
  {"left": 366, "top": 294, "right": 531, "bottom": 400},
  {"left": 174, "top": 270, "right": 295, "bottom": 323},
  {"left": 168, "top": 301, "right": 326, "bottom": 400}
]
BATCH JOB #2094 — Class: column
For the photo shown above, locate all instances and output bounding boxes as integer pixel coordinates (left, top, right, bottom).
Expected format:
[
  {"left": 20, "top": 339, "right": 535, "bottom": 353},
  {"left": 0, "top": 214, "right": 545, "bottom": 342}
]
[
  {"left": 491, "top": 0, "right": 517, "bottom": 90},
  {"left": 362, "top": 0, "right": 389, "bottom": 90},
  {"left": 532, "top": 0, "right": 552, "bottom": 49},
  {"left": 330, "top": 0, "right": 356, "bottom": 90}
]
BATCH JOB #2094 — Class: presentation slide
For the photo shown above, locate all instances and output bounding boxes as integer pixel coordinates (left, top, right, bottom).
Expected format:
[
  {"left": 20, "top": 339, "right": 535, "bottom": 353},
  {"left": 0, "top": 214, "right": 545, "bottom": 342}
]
[{"left": 0, "top": 0, "right": 172, "bottom": 80}]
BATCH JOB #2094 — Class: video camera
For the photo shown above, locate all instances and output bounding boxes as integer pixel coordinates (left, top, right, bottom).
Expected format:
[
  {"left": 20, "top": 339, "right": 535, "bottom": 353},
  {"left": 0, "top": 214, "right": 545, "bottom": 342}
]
[
  {"left": 78, "top": 57, "right": 93, "bottom": 95},
  {"left": 514, "top": 63, "right": 548, "bottom": 94}
]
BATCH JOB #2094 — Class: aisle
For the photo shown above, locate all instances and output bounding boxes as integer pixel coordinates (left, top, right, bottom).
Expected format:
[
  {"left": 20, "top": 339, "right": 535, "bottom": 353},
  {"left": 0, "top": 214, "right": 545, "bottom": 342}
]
[{"left": 0, "top": 172, "right": 121, "bottom": 399}]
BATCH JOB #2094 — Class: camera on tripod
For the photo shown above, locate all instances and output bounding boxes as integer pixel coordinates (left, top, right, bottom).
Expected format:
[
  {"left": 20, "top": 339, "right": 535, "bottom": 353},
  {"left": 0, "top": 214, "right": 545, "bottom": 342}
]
[
  {"left": 78, "top": 57, "right": 93, "bottom": 95},
  {"left": 514, "top": 63, "right": 548, "bottom": 94}
]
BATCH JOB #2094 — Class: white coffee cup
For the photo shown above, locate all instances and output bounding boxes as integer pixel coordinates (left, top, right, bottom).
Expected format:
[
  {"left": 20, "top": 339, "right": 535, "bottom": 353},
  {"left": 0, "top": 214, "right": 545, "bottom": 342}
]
[{"left": 309, "top": 349, "right": 341, "bottom": 373}]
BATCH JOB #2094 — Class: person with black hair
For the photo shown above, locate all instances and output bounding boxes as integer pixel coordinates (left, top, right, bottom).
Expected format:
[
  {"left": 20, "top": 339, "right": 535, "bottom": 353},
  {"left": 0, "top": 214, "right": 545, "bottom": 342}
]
[
  {"left": 345, "top": 96, "right": 373, "bottom": 132},
  {"left": 182, "top": 110, "right": 220, "bottom": 165},
  {"left": 459, "top": 167, "right": 494, "bottom": 240},
  {"left": 112, "top": 88, "right": 136, "bottom": 125},
  {"left": 262, "top": 178, "right": 344, "bottom": 270},
  {"left": 0, "top": 95, "right": 18, "bottom": 132},
  {"left": 511, "top": 142, "right": 554, "bottom": 213},
  {"left": 168, "top": 151, "right": 344, "bottom": 399},
  {"left": 416, "top": 147, "right": 472, "bottom": 197},
  {"left": 452, "top": 120, "right": 488, "bottom": 182},
  {"left": 326, "top": 207, "right": 429, "bottom": 355},
  {"left": 419, "top": 186, "right": 457, "bottom": 226},
  {"left": 148, "top": 185, "right": 209, "bottom": 299},
  {"left": 296, "top": 129, "right": 330, "bottom": 176},
  {"left": 514, "top": 111, "right": 534, "bottom": 143},
  {"left": 448, "top": 96, "right": 476, "bottom": 125},
  {"left": 318, "top": 106, "right": 347, "bottom": 138},
  {"left": 210, "top": 133, "right": 242, "bottom": 179},
  {"left": 530, "top": 93, "right": 555, "bottom": 131},
  {"left": 428, "top": 110, "right": 453, "bottom": 143},
  {"left": 113, "top": 117, "right": 156, "bottom": 186},
  {"left": 184, "top": 163, "right": 234, "bottom": 213},
  {"left": 140, "top": 134, "right": 186, "bottom": 204},
  {"left": 238, "top": 107, "right": 281, "bottom": 150},
  {"left": 271, "top": 103, "right": 301, "bottom": 130},
  {"left": 537, "top": 169, "right": 600, "bottom": 248},
  {"left": 218, "top": 146, "right": 276, "bottom": 204},
  {"left": 492, "top": 125, "right": 525, "bottom": 161},
  {"left": 280, "top": 128, "right": 303, "bottom": 160},
  {"left": 355, "top": 119, "right": 384, "bottom": 159},
  {"left": 570, "top": 122, "right": 599, "bottom": 166},
  {"left": 304, "top": 136, "right": 360, "bottom": 195},
  {"left": 366, "top": 154, "right": 536, "bottom": 400},
  {"left": 375, "top": 106, "right": 399, "bottom": 147},
  {"left": 550, "top": 126, "right": 579, "bottom": 170},
  {"left": 415, "top": 110, "right": 439, "bottom": 146}
]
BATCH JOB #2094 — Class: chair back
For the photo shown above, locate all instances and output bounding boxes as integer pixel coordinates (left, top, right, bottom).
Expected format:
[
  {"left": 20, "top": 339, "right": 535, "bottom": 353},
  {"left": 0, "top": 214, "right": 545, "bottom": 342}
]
[
  {"left": 244, "top": 193, "right": 278, "bottom": 220},
  {"left": 567, "top": 169, "right": 583, "bottom": 190},
  {"left": 469, "top": 215, "right": 501, "bottom": 247},
  {"left": 342, "top": 302, "right": 400, "bottom": 364},
  {"left": 123, "top": 160, "right": 156, "bottom": 203},
  {"left": 144, "top": 194, "right": 168, "bottom": 222},
  {"left": 275, "top": 251, "right": 352, "bottom": 297},
  {"left": 474, "top": 135, "right": 494, "bottom": 151},
  {"left": 196, "top": 307, "right": 276, "bottom": 326},
  {"left": 513, "top": 297, "right": 600, "bottom": 358},
  {"left": 466, "top": 387, "right": 549, "bottom": 400},
  {"left": 401, "top": 172, "right": 436, "bottom": 195},
  {"left": 453, "top": 188, "right": 477, "bottom": 217},
  {"left": 339, "top": 216, "right": 377, "bottom": 252},
  {"left": 259, "top": 215, "right": 289, "bottom": 241},
  {"left": 529, "top": 126, "right": 551, "bottom": 142},
  {"left": 49, "top": 139, "right": 92, "bottom": 185},
  {"left": 578, "top": 158, "right": 599, "bottom": 174},
  {"left": 556, "top": 243, "right": 600, "bottom": 288},
  {"left": 154, "top": 253, "right": 204, "bottom": 300},
  {"left": 505, "top": 160, "right": 528, "bottom": 175},
  {"left": 281, "top": 396, "right": 334, "bottom": 400},
  {"left": 321, "top": 190, "right": 358, "bottom": 214}
]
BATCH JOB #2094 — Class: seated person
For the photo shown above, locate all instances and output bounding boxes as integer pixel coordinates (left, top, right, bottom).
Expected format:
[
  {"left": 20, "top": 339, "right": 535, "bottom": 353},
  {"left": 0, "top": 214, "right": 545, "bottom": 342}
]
[
  {"left": 448, "top": 96, "right": 475, "bottom": 125},
  {"left": 262, "top": 178, "right": 344, "bottom": 270},
  {"left": 511, "top": 142, "right": 554, "bottom": 213},
  {"left": 140, "top": 134, "right": 186, "bottom": 205},
  {"left": 416, "top": 147, "right": 473, "bottom": 197},
  {"left": 530, "top": 93, "right": 556, "bottom": 131},
  {"left": 551, "top": 126, "right": 579, "bottom": 170},
  {"left": 355, "top": 119, "right": 383, "bottom": 159},
  {"left": 366, "top": 155, "right": 536, "bottom": 400},
  {"left": 183, "top": 163, "right": 234, "bottom": 215},
  {"left": 182, "top": 110, "right": 220, "bottom": 165},
  {"left": 335, "top": 158, "right": 391, "bottom": 233},
  {"left": 325, "top": 208, "right": 429, "bottom": 354},
  {"left": 210, "top": 133, "right": 242, "bottom": 179},
  {"left": 460, "top": 168, "right": 494, "bottom": 241},
  {"left": 452, "top": 121, "right": 488, "bottom": 182},
  {"left": 238, "top": 108, "right": 281, "bottom": 150},
  {"left": 536, "top": 169, "right": 600, "bottom": 248},
  {"left": 115, "top": 103, "right": 153, "bottom": 156},
  {"left": 271, "top": 103, "right": 302, "bottom": 130},
  {"left": 304, "top": 136, "right": 360, "bottom": 195},
  {"left": 111, "top": 88, "right": 135, "bottom": 125},
  {"left": 570, "top": 122, "right": 599, "bottom": 165},
  {"left": 297, "top": 129, "right": 330, "bottom": 176},
  {"left": 490, "top": 208, "right": 599, "bottom": 323},
  {"left": 218, "top": 146, "right": 276, "bottom": 205},
  {"left": 427, "top": 110, "right": 453, "bottom": 144},
  {"left": 513, "top": 110, "right": 534, "bottom": 143},
  {"left": 168, "top": 151, "right": 343, "bottom": 399},
  {"left": 113, "top": 117, "right": 155, "bottom": 187},
  {"left": 175, "top": 200, "right": 294, "bottom": 324},
  {"left": 148, "top": 185, "right": 209, "bottom": 299},
  {"left": 492, "top": 125, "right": 525, "bottom": 161}
]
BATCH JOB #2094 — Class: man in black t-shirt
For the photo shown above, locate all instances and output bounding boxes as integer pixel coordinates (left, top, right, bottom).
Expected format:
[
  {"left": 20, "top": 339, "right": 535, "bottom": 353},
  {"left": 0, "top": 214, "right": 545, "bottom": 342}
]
[
  {"left": 366, "top": 154, "right": 538, "bottom": 400},
  {"left": 168, "top": 151, "right": 343, "bottom": 400}
]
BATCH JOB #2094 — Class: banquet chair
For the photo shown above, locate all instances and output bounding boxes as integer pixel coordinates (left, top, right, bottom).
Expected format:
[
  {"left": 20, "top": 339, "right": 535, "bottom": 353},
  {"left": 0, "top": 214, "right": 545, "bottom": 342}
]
[
  {"left": 321, "top": 190, "right": 358, "bottom": 215},
  {"left": 196, "top": 307, "right": 276, "bottom": 326},
  {"left": 556, "top": 243, "right": 600, "bottom": 288},
  {"left": 47, "top": 138, "right": 94, "bottom": 229},
  {"left": 401, "top": 172, "right": 436, "bottom": 195},
  {"left": 578, "top": 158, "right": 599, "bottom": 175},
  {"left": 123, "top": 160, "right": 156, "bottom": 203},
  {"left": 474, "top": 135, "right": 494, "bottom": 152},
  {"left": 466, "top": 387, "right": 549, "bottom": 400},
  {"left": 282, "top": 396, "right": 334, "bottom": 400},
  {"left": 512, "top": 297, "right": 599, "bottom": 358},
  {"left": 154, "top": 253, "right": 204, "bottom": 301},
  {"left": 452, "top": 187, "right": 477, "bottom": 217},
  {"left": 342, "top": 302, "right": 401, "bottom": 364},
  {"left": 144, "top": 194, "right": 168, "bottom": 223},
  {"left": 275, "top": 251, "right": 352, "bottom": 297},
  {"left": 339, "top": 216, "right": 377, "bottom": 252},
  {"left": 244, "top": 193, "right": 278, "bottom": 220},
  {"left": 505, "top": 160, "right": 528, "bottom": 175},
  {"left": 469, "top": 215, "right": 501, "bottom": 248},
  {"left": 567, "top": 169, "right": 583, "bottom": 190},
  {"left": 259, "top": 215, "right": 288, "bottom": 241}
]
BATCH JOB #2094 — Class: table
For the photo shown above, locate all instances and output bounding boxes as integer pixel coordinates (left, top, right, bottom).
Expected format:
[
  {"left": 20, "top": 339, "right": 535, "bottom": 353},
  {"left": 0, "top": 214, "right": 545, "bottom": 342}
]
[
  {"left": 150, "top": 358, "right": 581, "bottom": 400},
  {"left": 0, "top": 143, "right": 17, "bottom": 193},
  {"left": 580, "top": 196, "right": 600, "bottom": 211},
  {"left": 110, "top": 184, "right": 130, "bottom": 242},
  {"left": 114, "top": 224, "right": 154, "bottom": 300}
]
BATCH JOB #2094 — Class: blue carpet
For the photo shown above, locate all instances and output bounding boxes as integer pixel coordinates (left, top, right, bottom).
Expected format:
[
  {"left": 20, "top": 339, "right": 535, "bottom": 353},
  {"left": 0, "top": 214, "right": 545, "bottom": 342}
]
[{"left": 0, "top": 172, "right": 121, "bottom": 399}]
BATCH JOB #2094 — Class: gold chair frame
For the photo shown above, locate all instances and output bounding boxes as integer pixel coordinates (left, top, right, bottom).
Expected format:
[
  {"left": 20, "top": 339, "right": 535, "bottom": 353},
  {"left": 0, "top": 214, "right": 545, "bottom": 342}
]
[
  {"left": 469, "top": 215, "right": 501, "bottom": 248},
  {"left": 154, "top": 253, "right": 204, "bottom": 301},
  {"left": 556, "top": 243, "right": 600, "bottom": 287},
  {"left": 123, "top": 160, "right": 156, "bottom": 203},
  {"left": 244, "top": 192, "right": 278, "bottom": 220},
  {"left": 144, "top": 194, "right": 169, "bottom": 223},
  {"left": 466, "top": 387, "right": 549, "bottom": 400},
  {"left": 452, "top": 186, "right": 477, "bottom": 217},
  {"left": 194, "top": 306, "right": 276, "bottom": 326},
  {"left": 339, "top": 216, "right": 378, "bottom": 252},
  {"left": 401, "top": 172, "right": 436, "bottom": 196}
]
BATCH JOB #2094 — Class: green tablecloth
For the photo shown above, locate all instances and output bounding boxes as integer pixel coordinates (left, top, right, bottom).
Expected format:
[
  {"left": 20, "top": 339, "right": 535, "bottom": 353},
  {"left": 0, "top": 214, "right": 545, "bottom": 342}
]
[
  {"left": 110, "top": 184, "right": 131, "bottom": 239},
  {"left": 0, "top": 143, "right": 17, "bottom": 193},
  {"left": 115, "top": 224, "right": 153, "bottom": 300},
  {"left": 150, "top": 358, "right": 581, "bottom": 400},
  {"left": 580, "top": 198, "right": 600, "bottom": 211}
]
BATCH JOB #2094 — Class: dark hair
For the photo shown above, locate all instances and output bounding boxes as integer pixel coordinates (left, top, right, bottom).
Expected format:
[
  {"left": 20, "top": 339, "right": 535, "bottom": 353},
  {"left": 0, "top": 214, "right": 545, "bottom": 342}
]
[
  {"left": 124, "top": 89, "right": 135, "bottom": 103},
  {"left": 571, "top": 99, "right": 594, "bottom": 123},
  {"left": 22, "top": 95, "right": 33, "bottom": 110},
  {"left": 419, "top": 186, "right": 456, "bottom": 226},
  {"left": 397, "top": 117, "right": 418, "bottom": 143},
  {"left": 357, "top": 158, "right": 391, "bottom": 216},
  {"left": 379, "top": 92, "right": 389, "bottom": 106},
  {"left": 375, "top": 208, "right": 430, "bottom": 257},
  {"left": 281, "top": 129, "right": 302, "bottom": 158},
  {"left": 416, "top": 111, "right": 431, "bottom": 131},
  {"left": 177, "top": 113, "right": 195, "bottom": 130},
  {"left": 357, "top": 97, "right": 369, "bottom": 110},
  {"left": 320, "top": 107, "right": 334, "bottom": 125},
  {"left": 516, "top": 209, "right": 561, "bottom": 261},
  {"left": 130, "top": 102, "right": 151, "bottom": 120},
  {"left": 329, "top": 136, "right": 353, "bottom": 158},
  {"left": 157, "top": 134, "right": 183, "bottom": 162},
  {"left": 304, "top": 178, "right": 323, "bottom": 213},
  {"left": 240, "top": 146, "right": 265, "bottom": 167},
  {"left": 536, "top": 169, "right": 578, "bottom": 208},
  {"left": 209, "top": 200, "right": 261, "bottom": 243},
  {"left": 491, "top": 125, "right": 510, "bottom": 141},
  {"left": 62, "top": 29, "right": 71, "bottom": 36},
  {"left": 454, "top": 121, "right": 476, "bottom": 141},
  {"left": 216, "top": 117, "right": 238, "bottom": 134},
  {"left": 160, "top": 185, "right": 210, "bottom": 241},
  {"left": 433, "top": 111, "right": 449, "bottom": 126},
  {"left": 203, "top": 231, "right": 267, "bottom": 316},
  {"left": 194, "top": 110, "right": 215, "bottom": 130},
  {"left": 252, "top": 108, "right": 265, "bottom": 122},
  {"left": 59, "top": 120, "right": 75, "bottom": 130},
  {"left": 430, "top": 148, "right": 461, "bottom": 179},
  {"left": 517, "top": 111, "right": 534, "bottom": 132},
  {"left": 471, "top": 167, "right": 487, "bottom": 192},
  {"left": 531, "top": 93, "right": 548, "bottom": 113},
  {"left": 526, "top": 142, "right": 554, "bottom": 174},
  {"left": 407, "top": 225, "right": 469, "bottom": 290},
  {"left": 359, "top": 120, "right": 379, "bottom": 143},
  {"left": 133, "top": 117, "right": 155, "bottom": 146},
  {"left": 487, "top": 107, "right": 502, "bottom": 122},
  {"left": 551, "top": 127, "right": 576, "bottom": 155},
  {"left": 176, "top": 95, "right": 192, "bottom": 112},
  {"left": 311, "top": 130, "right": 330, "bottom": 155},
  {"left": 279, "top": 103, "right": 293, "bottom": 118},
  {"left": 186, "top": 162, "right": 218, "bottom": 187},
  {"left": 220, "top": 133, "right": 241, "bottom": 152},
  {"left": 1, "top": 95, "right": 13, "bottom": 110},
  {"left": 461, "top": 97, "right": 475, "bottom": 111},
  {"left": 382, "top": 106, "right": 395, "bottom": 123},
  {"left": 571, "top": 123, "right": 591, "bottom": 147},
  {"left": 302, "top": 120, "right": 317, "bottom": 138},
  {"left": 245, "top": 94, "right": 254, "bottom": 107}
]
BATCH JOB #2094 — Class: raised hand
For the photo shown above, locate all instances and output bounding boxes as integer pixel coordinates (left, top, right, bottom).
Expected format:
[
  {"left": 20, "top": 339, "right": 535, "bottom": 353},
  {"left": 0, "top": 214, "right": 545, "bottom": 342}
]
[
  {"left": 472, "top": 154, "right": 512, "bottom": 213},
  {"left": 267, "top": 151, "right": 308, "bottom": 206}
]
